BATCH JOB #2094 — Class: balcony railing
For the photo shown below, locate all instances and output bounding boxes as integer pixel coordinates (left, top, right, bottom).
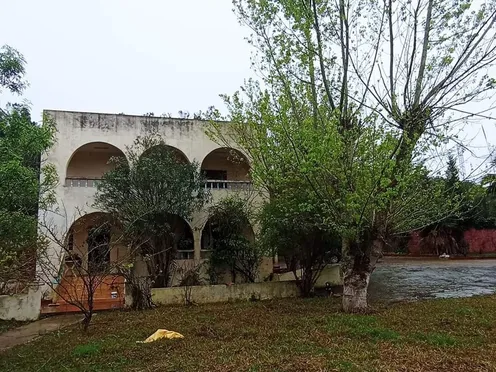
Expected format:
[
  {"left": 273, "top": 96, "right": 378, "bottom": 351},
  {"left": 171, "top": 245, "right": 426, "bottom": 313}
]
[
  {"left": 204, "top": 180, "right": 252, "bottom": 190},
  {"left": 176, "top": 251, "right": 194, "bottom": 260},
  {"left": 65, "top": 178, "right": 253, "bottom": 190},
  {"left": 65, "top": 178, "right": 101, "bottom": 187}
]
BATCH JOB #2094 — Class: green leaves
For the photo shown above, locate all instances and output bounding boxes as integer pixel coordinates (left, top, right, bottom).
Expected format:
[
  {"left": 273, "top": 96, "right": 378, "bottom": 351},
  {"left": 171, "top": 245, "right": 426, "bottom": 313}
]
[
  {"left": 0, "top": 47, "right": 57, "bottom": 289},
  {"left": 0, "top": 45, "right": 26, "bottom": 94}
]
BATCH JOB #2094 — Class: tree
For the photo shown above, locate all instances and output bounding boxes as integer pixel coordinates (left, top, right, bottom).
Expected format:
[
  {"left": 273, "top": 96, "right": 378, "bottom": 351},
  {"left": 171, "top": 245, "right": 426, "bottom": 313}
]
[
  {"left": 208, "top": 0, "right": 495, "bottom": 312},
  {"left": 94, "top": 134, "right": 208, "bottom": 309},
  {"left": 259, "top": 190, "right": 340, "bottom": 296},
  {"left": 0, "top": 45, "right": 27, "bottom": 94},
  {"left": 206, "top": 197, "right": 260, "bottom": 284},
  {"left": 0, "top": 46, "right": 57, "bottom": 294}
]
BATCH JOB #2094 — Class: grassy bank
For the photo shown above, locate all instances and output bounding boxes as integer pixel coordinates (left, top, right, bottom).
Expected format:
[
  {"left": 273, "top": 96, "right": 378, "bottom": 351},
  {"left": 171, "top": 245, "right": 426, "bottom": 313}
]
[{"left": 1, "top": 295, "right": 496, "bottom": 371}]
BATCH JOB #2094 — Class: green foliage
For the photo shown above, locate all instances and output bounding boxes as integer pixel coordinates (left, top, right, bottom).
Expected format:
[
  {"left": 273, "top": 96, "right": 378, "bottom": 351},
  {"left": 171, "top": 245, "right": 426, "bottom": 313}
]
[
  {"left": 259, "top": 189, "right": 340, "bottom": 296},
  {"left": 206, "top": 197, "right": 260, "bottom": 284},
  {"left": 420, "top": 158, "right": 496, "bottom": 255},
  {"left": 94, "top": 134, "right": 208, "bottom": 288},
  {"left": 205, "top": 0, "right": 496, "bottom": 311},
  {"left": 0, "top": 45, "right": 26, "bottom": 94},
  {"left": 0, "top": 46, "right": 57, "bottom": 291}
]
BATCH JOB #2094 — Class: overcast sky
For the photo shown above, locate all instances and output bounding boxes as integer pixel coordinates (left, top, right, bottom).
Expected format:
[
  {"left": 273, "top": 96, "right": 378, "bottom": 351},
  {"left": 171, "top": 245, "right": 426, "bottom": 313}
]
[
  {"left": 0, "top": 0, "right": 252, "bottom": 121},
  {"left": 1, "top": 0, "right": 494, "bottom": 175}
]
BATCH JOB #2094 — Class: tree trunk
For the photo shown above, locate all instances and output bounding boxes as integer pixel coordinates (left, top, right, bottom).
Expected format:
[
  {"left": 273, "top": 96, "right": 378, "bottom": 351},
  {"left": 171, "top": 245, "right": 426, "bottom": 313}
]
[
  {"left": 341, "top": 237, "right": 382, "bottom": 313},
  {"left": 81, "top": 311, "right": 92, "bottom": 332},
  {"left": 130, "top": 277, "right": 153, "bottom": 310},
  {"left": 299, "top": 264, "right": 315, "bottom": 297},
  {"left": 342, "top": 264, "right": 372, "bottom": 312}
]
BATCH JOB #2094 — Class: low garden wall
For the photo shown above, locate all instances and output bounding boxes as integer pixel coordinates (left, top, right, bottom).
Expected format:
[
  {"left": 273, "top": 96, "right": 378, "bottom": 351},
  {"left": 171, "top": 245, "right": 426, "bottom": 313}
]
[
  {"left": 273, "top": 264, "right": 342, "bottom": 287},
  {"left": 144, "top": 264, "right": 342, "bottom": 307},
  {"left": 0, "top": 286, "right": 42, "bottom": 321},
  {"left": 150, "top": 281, "right": 300, "bottom": 306}
]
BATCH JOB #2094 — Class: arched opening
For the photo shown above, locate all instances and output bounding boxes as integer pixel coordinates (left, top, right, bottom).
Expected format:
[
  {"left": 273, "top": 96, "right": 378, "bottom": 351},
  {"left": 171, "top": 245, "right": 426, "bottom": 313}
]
[
  {"left": 200, "top": 218, "right": 255, "bottom": 259},
  {"left": 65, "top": 142, "right": 125, "bottom": 187},
  {"left": 42, "top": 212, "right": 126, "bottom": 314},
  {"left": 64, "top": 212, "right": 122, "bottom": 272},
  {"left": 140, "top": 144, "right": 189, "bottom": 164},
  {"left": 140, "top": 214, "right": 194, "bottom": 288},
  {"left": 171, "top": 216, "right": 194, "bottom": 260},
  {"left": 201, "top": 148, "right": 251, "bottom": 190}
]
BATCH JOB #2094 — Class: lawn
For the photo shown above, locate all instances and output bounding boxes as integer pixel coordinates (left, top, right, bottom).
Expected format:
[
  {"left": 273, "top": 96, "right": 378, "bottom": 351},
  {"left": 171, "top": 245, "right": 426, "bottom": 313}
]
[{"left": 1, "top": 295, "right": 496, "bottom": 371}]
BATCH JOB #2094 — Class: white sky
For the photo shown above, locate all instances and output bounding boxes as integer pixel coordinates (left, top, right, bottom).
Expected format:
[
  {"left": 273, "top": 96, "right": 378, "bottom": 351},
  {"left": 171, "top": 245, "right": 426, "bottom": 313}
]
[
  {"left": 0, "top": 0, "right": 252, "bottom": 120},
  {"left": 0, "top": 0, "right": 494, "bottom": 176}
]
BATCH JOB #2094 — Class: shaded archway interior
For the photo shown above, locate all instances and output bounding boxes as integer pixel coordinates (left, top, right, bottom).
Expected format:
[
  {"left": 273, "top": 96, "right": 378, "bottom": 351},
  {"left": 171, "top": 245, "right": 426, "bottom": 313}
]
[
  {"left": 65, "top": 212, "right": 125, "bottom": 271},
  {"left": 66, "top": 142, "right": 125, "bottom": 186},
  {"left": 43, "top": 212, "right": 126, "bottom": 314},
  {"left": 201, "top": 148, "right": 250, "bottom": 182},
  {"left": 201, "top": 219, "right": 255, "bottom": 259},
  {"left": 168, "top": 215, "right": 194, "bottom": 260},
  {"left": 140, "top": 144, "right": 190, "bottom": 164}
]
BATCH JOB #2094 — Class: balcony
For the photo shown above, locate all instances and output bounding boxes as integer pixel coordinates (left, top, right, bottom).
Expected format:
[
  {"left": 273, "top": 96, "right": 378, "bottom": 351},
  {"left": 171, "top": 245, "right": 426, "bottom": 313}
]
[
  {"left": 65, "top": 178, "right": 252, "bottom": 190},
  {"left": 203, "top": 179, "right": 252, "bottom": 190},
  {"left": 65, "top": 178, "right": 101, "bottom": 188}
]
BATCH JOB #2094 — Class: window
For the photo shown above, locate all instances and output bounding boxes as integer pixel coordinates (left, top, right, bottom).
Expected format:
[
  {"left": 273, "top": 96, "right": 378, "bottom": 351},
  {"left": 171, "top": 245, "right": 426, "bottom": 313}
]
[{"left": 87, "top": 225, "right": 111, "bottom": 273}]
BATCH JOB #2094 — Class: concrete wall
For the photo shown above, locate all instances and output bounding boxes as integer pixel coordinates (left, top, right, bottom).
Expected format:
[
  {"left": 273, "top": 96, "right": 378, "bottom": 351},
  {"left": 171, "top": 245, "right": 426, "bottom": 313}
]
[
  {"left": 0, "top": 287, "right": 41, "bottom": 321},
  {"left": 273, "top": 264, "right": 342, "bottom": 287},
  {"left": 150, "top": 281, "right": 300, "bottom": 306}
]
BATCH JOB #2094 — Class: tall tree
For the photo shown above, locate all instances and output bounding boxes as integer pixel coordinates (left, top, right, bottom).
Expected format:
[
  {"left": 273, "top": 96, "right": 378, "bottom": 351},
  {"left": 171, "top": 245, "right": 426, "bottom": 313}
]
[
  {"left": 0, "top": 46, "right": 57, "bottom": 293},
  {"left": 208, "top": 0, "right": 495, "bottom": 312},
  {"left": 94, "top": 134, "right": 208, "bottom": 309}
]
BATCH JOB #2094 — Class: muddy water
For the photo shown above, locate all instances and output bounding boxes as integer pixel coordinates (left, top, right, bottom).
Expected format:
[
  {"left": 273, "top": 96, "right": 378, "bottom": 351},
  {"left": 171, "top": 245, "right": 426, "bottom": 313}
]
[{"left": 368, "top": 259, "right": 496, "bottom": 303}]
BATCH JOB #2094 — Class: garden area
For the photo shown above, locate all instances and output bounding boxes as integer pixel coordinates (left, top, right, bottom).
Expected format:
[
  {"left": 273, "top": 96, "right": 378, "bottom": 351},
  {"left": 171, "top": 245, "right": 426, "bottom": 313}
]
[{"left": 2, "top": 295, "right": 496, "bottom": 371}]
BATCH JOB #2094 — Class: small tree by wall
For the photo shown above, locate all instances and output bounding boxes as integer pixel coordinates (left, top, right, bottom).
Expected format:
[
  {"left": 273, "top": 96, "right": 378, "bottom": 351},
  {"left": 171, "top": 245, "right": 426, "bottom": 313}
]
[
  {"left": 38, "top": 210, "right": 127, "bottom": 331},
  {"left": 205, "top": 197, "right": 261, "bottom": 284},
  {"left": 259, "top": 192, "right": 338, "bottom": 297}
]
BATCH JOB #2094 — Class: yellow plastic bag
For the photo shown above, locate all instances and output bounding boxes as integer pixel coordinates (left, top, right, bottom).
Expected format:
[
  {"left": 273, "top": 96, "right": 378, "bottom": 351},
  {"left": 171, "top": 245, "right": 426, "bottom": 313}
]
[{"left": 136, "top": 329, "right": 184, "bottom": 344}]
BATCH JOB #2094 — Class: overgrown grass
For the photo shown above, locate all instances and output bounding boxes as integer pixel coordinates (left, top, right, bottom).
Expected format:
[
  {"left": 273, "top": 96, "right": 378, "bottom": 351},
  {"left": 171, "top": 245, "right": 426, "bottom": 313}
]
[{"left": 2, "top": 295, "right": 496, "bottom": 371}]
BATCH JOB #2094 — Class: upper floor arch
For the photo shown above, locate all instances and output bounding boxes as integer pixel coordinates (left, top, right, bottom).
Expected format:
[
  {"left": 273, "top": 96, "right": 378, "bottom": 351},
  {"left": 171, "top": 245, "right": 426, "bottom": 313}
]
[
  {"left": 200, "top": 147, "right": 251, "bottom": 183},
  {"left": 65, "top": 142, "right": 126, "bottom": 187}
]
